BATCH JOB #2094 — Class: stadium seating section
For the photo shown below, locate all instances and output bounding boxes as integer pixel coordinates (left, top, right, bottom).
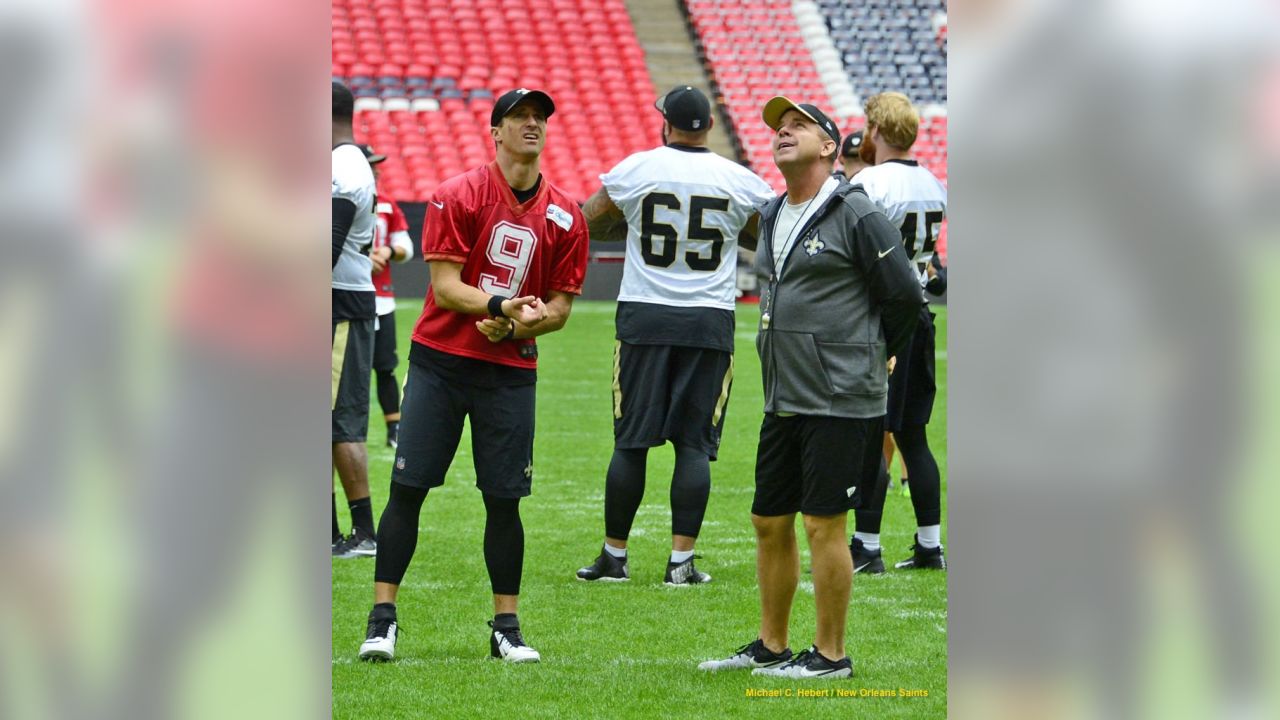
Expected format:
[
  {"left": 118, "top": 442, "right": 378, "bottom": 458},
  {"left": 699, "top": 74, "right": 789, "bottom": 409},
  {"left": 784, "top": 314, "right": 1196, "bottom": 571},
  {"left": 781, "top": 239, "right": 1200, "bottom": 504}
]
[
  {"left": 686, "top": 0, "right": 946, "bottom": 190},
  {"left": 332, "top": 0, "right": 660, "bottom": 202},
  {"left": 333, "top": 0, "right": 947, "bottom": 202}
]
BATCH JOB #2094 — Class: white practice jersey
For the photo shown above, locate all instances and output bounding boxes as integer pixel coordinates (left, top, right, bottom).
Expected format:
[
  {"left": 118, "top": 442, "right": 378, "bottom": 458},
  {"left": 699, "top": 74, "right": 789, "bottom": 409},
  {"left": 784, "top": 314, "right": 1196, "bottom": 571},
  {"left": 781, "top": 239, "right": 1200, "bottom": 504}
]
[
  {"left": 852, "top": 159, "right": 947, "bottom": 286},
  {"left": 601, "top": 145, "right": 774, "bottom": 310},
  {"left": 331, "top": 144, "right": 377, "bottom": 292}
]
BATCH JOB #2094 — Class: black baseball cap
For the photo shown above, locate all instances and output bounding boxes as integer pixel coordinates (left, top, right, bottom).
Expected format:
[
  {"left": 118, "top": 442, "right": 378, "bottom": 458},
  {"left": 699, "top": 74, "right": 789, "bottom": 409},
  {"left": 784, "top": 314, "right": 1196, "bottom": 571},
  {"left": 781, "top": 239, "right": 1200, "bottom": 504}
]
[
  {"left": 841, "top": 130, "right": 864, "bottom": 158},
  {"left": 490, "top": 88, "right": 556, "bottom": 127},
  {"left": 762, "top": 96, "right": 841, "bottom": 147},
  {"left": 656, "top": 85, "right": 712, "bottom": 132},
  {"left": 360, "top": 144, "right": 387, "bottom": 164}
]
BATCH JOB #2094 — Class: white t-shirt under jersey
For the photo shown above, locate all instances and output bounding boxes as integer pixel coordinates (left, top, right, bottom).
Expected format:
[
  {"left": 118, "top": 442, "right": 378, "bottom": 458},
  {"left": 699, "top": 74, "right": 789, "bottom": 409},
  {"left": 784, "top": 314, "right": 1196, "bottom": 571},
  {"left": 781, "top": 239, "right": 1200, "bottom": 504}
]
[
  {"left": 851, "top": 159, "right": 947, "bottom": 286},
  {"left": 331, "top": 143, "right": 377, "bottom": 292},
  {"left": 600, "top": 145, "right": 774, "bottom": 310}
]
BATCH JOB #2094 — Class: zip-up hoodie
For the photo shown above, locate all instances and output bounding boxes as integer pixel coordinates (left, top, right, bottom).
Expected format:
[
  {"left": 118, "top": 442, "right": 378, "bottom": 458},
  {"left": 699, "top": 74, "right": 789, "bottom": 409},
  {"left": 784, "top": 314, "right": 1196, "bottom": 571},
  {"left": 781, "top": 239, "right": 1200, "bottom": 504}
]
[{"left": 755, "top": 180, "right": 922, "bottom": 418}]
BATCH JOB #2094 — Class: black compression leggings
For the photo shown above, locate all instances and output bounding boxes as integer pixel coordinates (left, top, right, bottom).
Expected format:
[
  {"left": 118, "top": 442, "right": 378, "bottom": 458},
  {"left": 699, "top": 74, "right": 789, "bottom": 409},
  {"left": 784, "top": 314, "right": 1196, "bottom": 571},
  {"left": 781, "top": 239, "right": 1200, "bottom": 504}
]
[
  {"left": 604, "top": 444, "right": 711, "bottom": 541},
  {"left": 855, "top": 424, "right": 942, "bottom": 534},
  {"left": 374, "top": 482, "right": 525, "bottom": 595},
  {"left": 896, "top": 424, "right": 941, "bottom": 527}
]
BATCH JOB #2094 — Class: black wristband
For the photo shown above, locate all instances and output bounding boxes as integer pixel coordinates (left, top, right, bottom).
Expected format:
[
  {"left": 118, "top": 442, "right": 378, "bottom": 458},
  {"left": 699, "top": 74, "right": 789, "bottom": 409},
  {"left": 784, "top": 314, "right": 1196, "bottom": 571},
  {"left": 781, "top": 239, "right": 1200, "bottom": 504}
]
[
  {"left": 487, "top": 295, "right": 508, "bottom": 318},
  {"left": 504, "top": 324, "right": 516, "bottom": 341}
]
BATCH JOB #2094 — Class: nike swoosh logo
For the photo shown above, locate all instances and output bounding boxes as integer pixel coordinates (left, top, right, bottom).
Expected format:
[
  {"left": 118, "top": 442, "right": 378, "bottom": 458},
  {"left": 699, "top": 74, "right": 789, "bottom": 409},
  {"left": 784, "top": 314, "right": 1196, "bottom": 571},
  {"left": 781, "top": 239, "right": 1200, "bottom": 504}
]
[
  {"left": 878, "top": 247, "right": 895, "bottom": 259},
  {"left": 430, "top": 201, "right": 444, "bottom": 209}
]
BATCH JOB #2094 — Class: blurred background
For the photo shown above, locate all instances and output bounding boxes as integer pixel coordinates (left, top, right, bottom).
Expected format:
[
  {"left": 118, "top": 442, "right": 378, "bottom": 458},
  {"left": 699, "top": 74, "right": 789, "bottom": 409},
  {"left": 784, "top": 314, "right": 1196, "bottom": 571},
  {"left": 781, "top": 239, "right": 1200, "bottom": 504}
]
[{"left": 0, "top": 0, "right": 1276, "bottom": 717}]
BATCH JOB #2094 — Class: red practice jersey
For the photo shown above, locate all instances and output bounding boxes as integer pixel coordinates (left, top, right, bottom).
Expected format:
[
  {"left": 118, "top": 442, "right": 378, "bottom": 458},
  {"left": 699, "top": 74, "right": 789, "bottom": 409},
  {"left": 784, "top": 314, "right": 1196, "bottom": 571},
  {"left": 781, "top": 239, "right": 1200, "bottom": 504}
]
[
  {"left": 413, "top": 162, "right": 589, "bottom": 369},
  {"left": 372, "top": 188, "right": 409, "bottom": 299}
]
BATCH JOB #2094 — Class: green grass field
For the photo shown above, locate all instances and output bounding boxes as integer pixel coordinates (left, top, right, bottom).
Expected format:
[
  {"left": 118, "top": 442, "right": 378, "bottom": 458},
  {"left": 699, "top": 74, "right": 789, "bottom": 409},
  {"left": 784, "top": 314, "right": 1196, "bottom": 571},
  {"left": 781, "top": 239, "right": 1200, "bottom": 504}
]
[{"left": 333, "top": 299, "right": 947, "bottom": 719}]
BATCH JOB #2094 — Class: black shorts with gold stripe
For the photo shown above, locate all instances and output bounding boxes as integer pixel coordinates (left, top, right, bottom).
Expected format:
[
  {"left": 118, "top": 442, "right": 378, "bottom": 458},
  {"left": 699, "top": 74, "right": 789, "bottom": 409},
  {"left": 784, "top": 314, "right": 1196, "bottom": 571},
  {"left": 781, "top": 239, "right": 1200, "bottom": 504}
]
[
  {"left": 332, "top": 317, "right": 374, "bottom": 442},
  {"left": 611, "top": 341, "right": 734, "bottom": 461}
]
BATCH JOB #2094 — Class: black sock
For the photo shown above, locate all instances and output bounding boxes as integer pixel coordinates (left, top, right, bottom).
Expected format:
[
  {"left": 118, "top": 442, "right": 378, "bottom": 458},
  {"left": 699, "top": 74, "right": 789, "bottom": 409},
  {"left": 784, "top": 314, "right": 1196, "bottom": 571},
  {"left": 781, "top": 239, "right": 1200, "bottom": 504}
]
[
  {"left": 896, "top": 424, "right": 941, "bottom": 527},
  {"left": 483, "top": 494, "right": 524, "bottom": 596},
  {"left": 854, "top": 456, "right": 891, "bottom": 536},
  {"left": 371, "top": 602, "right": 396, "bottom": 620},
  {"left": 373, "top": 482, "right": 429, "bottom": 585},
  {"left": 332, "top": 492, "right": 342, "bottom": 542},
  {"left": 670, "top": 444, "right": 711, "bottom": 538},
  {"left": 492, "top": 612, "right": 519, "bottom": 630},
  {"left": 349, "top": 496, "right": 375, "bottom": 537},
  {"left": 604, "top": 447, "right": 647, "bottom": 540}
]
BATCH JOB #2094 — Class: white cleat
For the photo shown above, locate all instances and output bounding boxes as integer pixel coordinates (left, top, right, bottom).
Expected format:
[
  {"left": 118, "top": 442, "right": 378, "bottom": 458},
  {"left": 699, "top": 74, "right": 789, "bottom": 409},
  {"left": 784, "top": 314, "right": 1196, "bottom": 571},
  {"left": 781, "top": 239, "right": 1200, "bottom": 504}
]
[
  {"left": 489, "top": 622, "right": 541, "bottom": 663},
  {"left": 358, "top": 616, "right": 397, "bottom": 662}
]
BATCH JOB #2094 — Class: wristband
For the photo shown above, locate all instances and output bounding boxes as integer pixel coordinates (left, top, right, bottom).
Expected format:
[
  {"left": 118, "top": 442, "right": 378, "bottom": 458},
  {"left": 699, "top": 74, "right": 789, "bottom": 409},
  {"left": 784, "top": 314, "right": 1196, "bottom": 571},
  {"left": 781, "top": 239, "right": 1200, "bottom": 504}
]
[
  {"left": 504, "top": 324, "right": 516, "bottom": 341},
  {"left": 487, "top": 295, "right": 509, "bottom": 318}
]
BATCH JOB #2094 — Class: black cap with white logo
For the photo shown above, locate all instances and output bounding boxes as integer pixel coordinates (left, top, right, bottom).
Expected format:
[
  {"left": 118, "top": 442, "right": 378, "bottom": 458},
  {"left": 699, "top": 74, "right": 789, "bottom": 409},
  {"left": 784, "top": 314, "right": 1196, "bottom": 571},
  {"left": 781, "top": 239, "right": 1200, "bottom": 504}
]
[
  {"left": 656, "top": 85, "right": 712, "bottom": 132},
  {"left": 762, "top": 96, "right": 841, "bottom": 148},
  {"left": 841, "top": 130, "right": 864, "bottom": 158},
  {"left": 490, "top": 88, "right": 556, "bottom": 127}
]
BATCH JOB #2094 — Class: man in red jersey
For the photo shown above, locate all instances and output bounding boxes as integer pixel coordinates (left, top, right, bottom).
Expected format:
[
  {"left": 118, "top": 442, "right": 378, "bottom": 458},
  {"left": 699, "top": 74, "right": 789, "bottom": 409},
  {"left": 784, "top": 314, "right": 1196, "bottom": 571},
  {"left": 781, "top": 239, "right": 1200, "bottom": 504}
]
[{"left": 358, "top": 89, "right": 589, "bottom": 664}]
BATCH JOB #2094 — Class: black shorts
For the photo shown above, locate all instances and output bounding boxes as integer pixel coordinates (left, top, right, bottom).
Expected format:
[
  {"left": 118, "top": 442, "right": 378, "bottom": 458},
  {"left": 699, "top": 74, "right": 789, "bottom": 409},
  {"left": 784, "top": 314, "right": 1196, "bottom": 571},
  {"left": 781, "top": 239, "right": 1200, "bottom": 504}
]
[
  {"left": 332, "top": 318, "right": 374, "bottom": 442},
  {"left": 611, "top": 341, "right": 734, "bottom": 460},
  {"left": 373, "top": 309, "right": 398, "bottom": 373},
  {"left": 752, "top": 413, "right": 884, "bottom": 516},
  {"left": 885, "top": 305, "right": 937, "bottom": 432},
  {"left": 391, "top": 353, "right": 536, "bottom": 498}
]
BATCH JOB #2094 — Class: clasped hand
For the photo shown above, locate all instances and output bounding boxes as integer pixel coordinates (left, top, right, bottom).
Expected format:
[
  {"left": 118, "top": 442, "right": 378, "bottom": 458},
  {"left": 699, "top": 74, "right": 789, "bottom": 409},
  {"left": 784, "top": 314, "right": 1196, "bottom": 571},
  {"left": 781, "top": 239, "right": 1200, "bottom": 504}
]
[{"left": 474, "top": 295, "right": 547, "bottom": 343}]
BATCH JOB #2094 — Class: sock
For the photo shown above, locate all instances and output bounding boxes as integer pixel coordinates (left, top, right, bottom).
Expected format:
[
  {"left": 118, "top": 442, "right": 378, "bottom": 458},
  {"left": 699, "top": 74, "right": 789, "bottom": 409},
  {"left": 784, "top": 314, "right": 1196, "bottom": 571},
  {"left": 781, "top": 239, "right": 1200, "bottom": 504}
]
[
  {"left": 332, "top": 492, "right": 342, "bottom": 542},
  {"left": 670, "top": 444, "right": 711, "bottom": 538},
  {"left": 855, "top": 532, "right": 880, "bottom": 551},
  {"left": 604, "top": 447, "right": 647, "bottom": 540},
  {"left": 483, "top": 494, "right": 524, "bottom": 596},
  {"left": 492, "top": 612, "right": 519, "bottom": 630},
  {"left": 604, "top": 542, "right": 627, "bottom": 559},
  {"left": 670, "top": 549, "right": 694, "bottom": 564},
  {"left": 373, "top": 482, "right": 429, "bottom": 585},
  {"left": 371, "top": 602, "right": 396, "bottom": 620},
  {"left": 349, "top": 496, "right": 375, "bottom": 537},
  {"left": 917, "top": 525, "right": 941, "bottom": 549}
]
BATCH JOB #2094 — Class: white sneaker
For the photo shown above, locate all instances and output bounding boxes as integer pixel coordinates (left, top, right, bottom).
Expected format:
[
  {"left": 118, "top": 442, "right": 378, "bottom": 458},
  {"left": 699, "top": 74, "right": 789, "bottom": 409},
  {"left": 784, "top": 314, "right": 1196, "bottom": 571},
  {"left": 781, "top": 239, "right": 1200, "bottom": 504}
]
[
  {"left": 698, "top": 638, "right": 793, "bottom": 671},
  {"left": 358, "top": 613, "right": 397, "bottom": 662},
  {"left": 489, "top": 621, "right": 540, "bottom": 663}
]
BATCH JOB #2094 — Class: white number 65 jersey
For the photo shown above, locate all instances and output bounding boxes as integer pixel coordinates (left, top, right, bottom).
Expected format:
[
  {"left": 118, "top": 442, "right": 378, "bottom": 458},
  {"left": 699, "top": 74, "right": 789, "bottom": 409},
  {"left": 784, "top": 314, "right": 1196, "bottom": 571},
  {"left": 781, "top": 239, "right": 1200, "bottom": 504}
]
[{"left": 601, "top": 145, "right": 774, "bottom": 311}]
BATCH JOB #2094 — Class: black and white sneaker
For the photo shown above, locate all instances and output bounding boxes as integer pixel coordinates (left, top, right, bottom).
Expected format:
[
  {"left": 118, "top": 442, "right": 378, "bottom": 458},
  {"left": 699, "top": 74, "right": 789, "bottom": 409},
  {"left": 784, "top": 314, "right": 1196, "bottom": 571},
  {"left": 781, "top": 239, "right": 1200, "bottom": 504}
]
[
  {"left": 488, "top": 620, "right": 540, "bottom": 663},
  {"left": 894, "top": 534, "right": 946, "bottom": 570},
  {"left": 752, "top": 645, "right": 852, "bottom": 679},
  {"left": 332, "top": 535, "right": 347, "bottom": 557},
  {"left": 358, "top": 608, "right": 398, "bottom": 662},
  {"left": 850, "top": 537, "right": 885, "bottom": 574},
  {"left": 698, "top": 639, "right": 792, "bottom": 671},
  {"left": 664, "top": 556, "right": 711, "bottom": 586},
  {"left": 576, "top": 547, "right": 630, "bottom": 582},
  {"left": 335, "top": 528, "right": 377, "bottom": 558}
]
